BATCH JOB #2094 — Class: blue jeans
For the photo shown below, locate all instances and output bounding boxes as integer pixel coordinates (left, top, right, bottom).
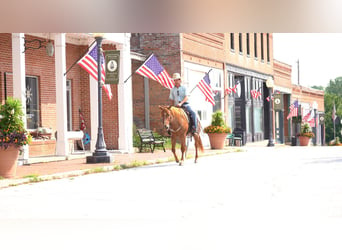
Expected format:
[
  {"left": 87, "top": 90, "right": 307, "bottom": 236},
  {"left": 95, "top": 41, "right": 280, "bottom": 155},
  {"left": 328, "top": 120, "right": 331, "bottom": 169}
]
[{"left": 182, "top": 104, "right": 197, "bottom": 131}]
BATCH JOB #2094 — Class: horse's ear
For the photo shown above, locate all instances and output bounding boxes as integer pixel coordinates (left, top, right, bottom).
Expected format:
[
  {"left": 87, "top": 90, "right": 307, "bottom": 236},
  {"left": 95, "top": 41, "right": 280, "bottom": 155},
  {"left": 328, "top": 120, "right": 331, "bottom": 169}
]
[{"left": 159, "top": 105, "right": 165, "bottom": 110}]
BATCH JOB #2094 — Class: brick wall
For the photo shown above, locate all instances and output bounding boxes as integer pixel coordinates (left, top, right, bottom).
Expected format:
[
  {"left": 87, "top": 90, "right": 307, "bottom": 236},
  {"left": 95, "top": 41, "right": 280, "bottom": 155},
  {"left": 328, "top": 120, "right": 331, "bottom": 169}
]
[
  {"left": 131, "top": 33, "right": 181, "bottom": 134},
  {"left": 0, "top": 34, "right": 119, "bottom": 151}
]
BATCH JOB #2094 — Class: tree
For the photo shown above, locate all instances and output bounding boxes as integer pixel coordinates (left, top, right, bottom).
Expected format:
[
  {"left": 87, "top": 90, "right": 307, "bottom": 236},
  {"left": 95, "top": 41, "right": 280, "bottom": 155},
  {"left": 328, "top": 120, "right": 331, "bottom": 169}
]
[{"left": 324, "top": 77, "right": 342, "bottom": 143}]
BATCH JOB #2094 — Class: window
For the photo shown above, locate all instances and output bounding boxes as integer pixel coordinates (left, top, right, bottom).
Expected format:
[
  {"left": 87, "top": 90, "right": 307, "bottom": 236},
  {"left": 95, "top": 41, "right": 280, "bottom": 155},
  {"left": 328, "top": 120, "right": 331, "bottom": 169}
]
[
  {"left": 26, "top": 77, "right": 39, "bottom": 129},
  {"left": 254, "top": 107, "right": 263, "bottom": 133},
  {"left": 254, "top": 33, "right": 258, "bottom": 58},
  {"left": 66, "top": 80, "right": 72, "bottom": 131},
  {"left": 266, "top": 33, "right": 270, "bottom": 62},
  {"left": 239, "top": 33, "right": 242, "bottom": 53},
  {"left": 260, "top": 33, "right": 264, "bottom": 61},
  {"left": 246, "top": 33, "right": 250, "bottom": 56},
  {"left": 230, "top": 33, "right": 234, "bottom": 50}
]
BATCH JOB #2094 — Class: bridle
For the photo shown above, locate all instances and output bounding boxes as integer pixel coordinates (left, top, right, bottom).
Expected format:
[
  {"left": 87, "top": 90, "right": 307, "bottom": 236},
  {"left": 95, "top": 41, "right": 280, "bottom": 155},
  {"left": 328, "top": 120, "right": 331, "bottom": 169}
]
[{"left": 162, "top": 108, "right": 182, "bottom": 133}]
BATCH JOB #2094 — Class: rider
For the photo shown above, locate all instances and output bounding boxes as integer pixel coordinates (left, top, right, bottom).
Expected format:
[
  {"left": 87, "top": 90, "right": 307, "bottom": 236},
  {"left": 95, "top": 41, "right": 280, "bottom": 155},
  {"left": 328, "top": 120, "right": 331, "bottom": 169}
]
[{"left": 169, "top": 73, "right": 197, "bottom": 135}]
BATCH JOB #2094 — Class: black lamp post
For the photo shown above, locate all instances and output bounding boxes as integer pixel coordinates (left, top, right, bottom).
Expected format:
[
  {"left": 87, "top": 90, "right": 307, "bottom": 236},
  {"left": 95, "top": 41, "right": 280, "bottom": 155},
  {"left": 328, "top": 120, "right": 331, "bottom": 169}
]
[
  {"left": 266, "top": 77, "right": 275, "bottom": 147},
  {"left": 87, "top": 34, "right": 112, "bottom": 163}
]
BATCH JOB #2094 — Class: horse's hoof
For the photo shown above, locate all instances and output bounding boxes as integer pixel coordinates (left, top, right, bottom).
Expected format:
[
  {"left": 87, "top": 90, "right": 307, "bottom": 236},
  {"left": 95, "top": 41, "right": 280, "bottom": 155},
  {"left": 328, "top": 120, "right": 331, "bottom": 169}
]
[{"left": 179, "top": 161, "right": 183, "bottom": 166}]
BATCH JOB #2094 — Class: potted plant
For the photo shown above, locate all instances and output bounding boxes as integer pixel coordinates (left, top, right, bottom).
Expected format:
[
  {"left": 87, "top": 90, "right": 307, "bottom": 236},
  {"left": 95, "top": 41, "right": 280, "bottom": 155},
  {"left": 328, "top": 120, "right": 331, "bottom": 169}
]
[
  {"left": 0, "top": 97, "right": 31, "bottom": 178},
  {"left": 297, "top": 122, "right": 314, "bottom": 146},
  {"left": 204, "top": 110, "right": 231, "bottom": 149}
]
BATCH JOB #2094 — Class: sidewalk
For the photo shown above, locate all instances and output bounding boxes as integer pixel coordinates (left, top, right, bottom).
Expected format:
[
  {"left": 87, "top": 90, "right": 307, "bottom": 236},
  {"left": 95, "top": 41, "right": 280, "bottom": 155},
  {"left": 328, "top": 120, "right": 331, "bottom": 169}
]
[{"left": 0, "top": 140, "right": 284, "bottom": 188}]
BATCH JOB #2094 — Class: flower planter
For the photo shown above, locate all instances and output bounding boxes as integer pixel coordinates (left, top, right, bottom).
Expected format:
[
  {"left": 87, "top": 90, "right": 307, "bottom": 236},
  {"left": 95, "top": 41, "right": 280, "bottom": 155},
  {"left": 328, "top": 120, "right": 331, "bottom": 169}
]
[
  {"left": 207, "top": 133, "right": 228, "bottom": 149},
  {"left": 298, "top": 136, "right": 311, "bottom": 146},
  {"left": 0, "top": 145, "right": 20, "bottom": 178}
]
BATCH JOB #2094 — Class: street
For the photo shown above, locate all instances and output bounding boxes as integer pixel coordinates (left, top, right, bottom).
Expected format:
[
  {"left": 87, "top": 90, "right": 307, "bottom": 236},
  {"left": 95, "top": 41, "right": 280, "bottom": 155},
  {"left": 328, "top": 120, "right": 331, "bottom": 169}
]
[{"left": 1, "top": 146, "right": 342, "bottom": 249}]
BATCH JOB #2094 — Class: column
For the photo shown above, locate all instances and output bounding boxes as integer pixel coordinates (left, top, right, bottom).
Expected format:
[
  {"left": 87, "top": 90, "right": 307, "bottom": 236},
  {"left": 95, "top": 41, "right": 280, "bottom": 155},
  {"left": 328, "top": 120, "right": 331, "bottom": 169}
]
[
  {"left": 55, "top": 33, "right": 68, "bottom": 156},
  {"left": 12, "top": 33, "right": 28, "bottom": 163},
  {"left": 118, "top": 33, "right": 133, "bottom": 153}
]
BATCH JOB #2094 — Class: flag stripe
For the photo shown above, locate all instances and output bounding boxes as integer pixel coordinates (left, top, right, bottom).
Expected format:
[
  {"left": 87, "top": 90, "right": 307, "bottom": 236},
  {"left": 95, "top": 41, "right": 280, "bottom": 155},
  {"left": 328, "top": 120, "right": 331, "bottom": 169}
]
[
  {"left": 197, "top": 75, "right": 215, "bottom": 106},
  {"left": 135, "top": 54, "right": 174, "bottom": 89},
  {"left": 77, "top": 43, "right": 112, "bottom": 100}
]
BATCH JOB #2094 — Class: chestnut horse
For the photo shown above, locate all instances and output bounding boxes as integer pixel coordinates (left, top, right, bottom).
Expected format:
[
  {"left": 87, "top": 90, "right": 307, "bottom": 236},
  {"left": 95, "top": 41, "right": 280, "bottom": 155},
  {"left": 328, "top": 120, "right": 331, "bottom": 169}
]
[{"left": 159, "top": 105, "right": 204, "bottom": 165}]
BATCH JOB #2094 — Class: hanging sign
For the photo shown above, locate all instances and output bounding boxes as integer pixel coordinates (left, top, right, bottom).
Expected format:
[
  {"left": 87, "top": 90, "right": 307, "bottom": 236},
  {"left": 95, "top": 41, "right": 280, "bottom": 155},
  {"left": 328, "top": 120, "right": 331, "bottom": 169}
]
[
  {"left": 273, "top": 94, "right": 283, "bottom": 111},
  {"left": 104, "top": 50, "right": 120, "bottom": 84}
]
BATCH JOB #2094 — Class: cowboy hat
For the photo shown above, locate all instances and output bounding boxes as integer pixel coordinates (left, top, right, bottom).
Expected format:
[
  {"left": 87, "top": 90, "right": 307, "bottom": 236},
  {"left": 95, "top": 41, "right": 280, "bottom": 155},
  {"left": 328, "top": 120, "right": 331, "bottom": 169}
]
[{"left": 172, "top": 73, "right": 181, "bottom": 80}]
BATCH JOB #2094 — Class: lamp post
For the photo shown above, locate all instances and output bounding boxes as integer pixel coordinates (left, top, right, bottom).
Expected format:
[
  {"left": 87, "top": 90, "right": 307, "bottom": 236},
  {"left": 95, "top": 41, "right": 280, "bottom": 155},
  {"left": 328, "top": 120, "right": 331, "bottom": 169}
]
[
  {"left": 86, "top": 33, "right": 112, "bottom": 164},
  {"left": 312, "top": 101, "right": 318, "bottom": 146},
  {"left": 266, "top": 77, "right": 275, "bottom": 147}
]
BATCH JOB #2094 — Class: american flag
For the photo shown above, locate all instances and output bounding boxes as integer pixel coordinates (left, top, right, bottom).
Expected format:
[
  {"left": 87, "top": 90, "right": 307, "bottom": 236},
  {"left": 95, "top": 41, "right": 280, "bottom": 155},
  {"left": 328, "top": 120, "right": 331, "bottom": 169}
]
[
  {"left": 286, "top": 100, "right": 298, "bottom": 120},
  {"left": 136, "top": 54, "right": 174, "bottom": 89},
  {"left": 251, "top": 89, "right": 261, "bottom": 99},
  {"left": 197, "top": 72, "right": 215, "bottom": 106},
  {"left": 77, "top": 42, "right": 113, "bottom": 100},
  {"left": 302, "top": 110, "right": 312, "bottom": 122}
]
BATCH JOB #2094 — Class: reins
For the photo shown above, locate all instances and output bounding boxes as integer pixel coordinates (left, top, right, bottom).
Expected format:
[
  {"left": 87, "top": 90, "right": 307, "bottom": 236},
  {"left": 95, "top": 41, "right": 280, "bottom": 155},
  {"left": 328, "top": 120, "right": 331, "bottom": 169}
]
[{"left": 164, "top": 107, "right": 186, "bottom": 134}]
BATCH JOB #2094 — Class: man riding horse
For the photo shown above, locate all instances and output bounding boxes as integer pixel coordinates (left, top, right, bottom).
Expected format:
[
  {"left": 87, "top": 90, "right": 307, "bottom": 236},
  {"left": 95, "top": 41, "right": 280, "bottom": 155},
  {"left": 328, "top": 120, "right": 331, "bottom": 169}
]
[{"left": 169, "top": 73, "right": 197, "bottom": 135}]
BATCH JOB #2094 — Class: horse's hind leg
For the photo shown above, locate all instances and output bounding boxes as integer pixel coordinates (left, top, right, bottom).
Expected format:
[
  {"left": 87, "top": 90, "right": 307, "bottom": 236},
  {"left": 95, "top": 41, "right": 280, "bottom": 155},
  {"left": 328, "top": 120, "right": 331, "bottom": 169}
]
[{"left": 194, "top": 134, "right": 198, "bottom": 163}]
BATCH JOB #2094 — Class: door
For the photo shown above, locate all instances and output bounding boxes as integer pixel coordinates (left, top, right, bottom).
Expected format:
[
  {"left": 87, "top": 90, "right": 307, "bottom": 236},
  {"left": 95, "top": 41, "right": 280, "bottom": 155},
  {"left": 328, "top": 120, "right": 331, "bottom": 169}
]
[{"left": 275, "top": 110, "right": 284, "bottom": 143}]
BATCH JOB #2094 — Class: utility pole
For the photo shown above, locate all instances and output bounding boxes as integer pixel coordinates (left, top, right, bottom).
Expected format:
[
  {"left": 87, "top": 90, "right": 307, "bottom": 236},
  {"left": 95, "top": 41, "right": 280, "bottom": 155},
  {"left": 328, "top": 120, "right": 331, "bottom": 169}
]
[{"left": 297, "top": 59, "right": 300, "bottom": 85}]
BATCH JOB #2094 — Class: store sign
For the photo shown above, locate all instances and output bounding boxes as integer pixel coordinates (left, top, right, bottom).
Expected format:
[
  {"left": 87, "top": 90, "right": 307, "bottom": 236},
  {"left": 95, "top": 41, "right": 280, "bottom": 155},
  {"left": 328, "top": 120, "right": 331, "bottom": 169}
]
[
  {"left": 319, "top": 114, "right": 325, "bottom": 124},
  {"left": 273, "top": 94, "right": 283, "bottom": 110},
  {"left": 104, "top": 50, "right": 120, "bottom": 84}
]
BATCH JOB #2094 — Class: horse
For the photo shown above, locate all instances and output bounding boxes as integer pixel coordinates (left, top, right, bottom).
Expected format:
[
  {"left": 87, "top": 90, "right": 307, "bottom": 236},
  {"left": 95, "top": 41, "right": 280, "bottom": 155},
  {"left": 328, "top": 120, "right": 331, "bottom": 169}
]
[{"left": 159, "top": 105, "right": 204, "bottom": 166}]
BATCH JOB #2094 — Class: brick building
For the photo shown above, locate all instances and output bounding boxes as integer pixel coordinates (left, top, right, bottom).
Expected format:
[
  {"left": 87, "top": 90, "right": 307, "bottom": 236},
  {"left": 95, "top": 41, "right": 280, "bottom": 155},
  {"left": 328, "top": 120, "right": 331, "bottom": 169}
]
[
  {"left": 0, "top": 33, "right": 133, "bottom": 162},
  {"left": 131, "top": 33, "right": 325, "bottom": 146},
  {"left": 132, "top": 33, "right": 275, "bottom": 145}
]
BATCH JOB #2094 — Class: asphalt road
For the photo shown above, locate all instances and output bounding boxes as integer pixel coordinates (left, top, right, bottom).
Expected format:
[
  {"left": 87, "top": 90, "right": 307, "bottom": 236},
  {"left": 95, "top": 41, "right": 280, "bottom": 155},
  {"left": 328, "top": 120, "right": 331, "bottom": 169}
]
[{"left": 1, "top": 146, "right": 342, "bottom": 250}]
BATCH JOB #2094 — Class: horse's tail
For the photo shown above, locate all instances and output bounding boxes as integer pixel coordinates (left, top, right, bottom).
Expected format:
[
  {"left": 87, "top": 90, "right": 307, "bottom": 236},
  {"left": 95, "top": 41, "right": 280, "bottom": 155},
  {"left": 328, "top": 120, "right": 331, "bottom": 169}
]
[{"left": 195, "top": 134, "right": 204, "bottom": 153}]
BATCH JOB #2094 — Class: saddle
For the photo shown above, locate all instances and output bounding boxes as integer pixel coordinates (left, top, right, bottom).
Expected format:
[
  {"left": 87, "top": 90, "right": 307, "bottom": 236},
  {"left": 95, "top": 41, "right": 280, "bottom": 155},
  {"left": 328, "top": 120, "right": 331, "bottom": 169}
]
[{"left": 180, "top": 106, "right": 196, "bottom": 135}]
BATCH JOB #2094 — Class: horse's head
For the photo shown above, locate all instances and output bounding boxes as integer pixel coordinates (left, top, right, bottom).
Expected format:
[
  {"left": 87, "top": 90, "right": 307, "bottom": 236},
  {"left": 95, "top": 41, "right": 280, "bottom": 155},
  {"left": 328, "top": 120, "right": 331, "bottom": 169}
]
[{"left": 159, "top": 105, "right": 173, "bottom": 131}]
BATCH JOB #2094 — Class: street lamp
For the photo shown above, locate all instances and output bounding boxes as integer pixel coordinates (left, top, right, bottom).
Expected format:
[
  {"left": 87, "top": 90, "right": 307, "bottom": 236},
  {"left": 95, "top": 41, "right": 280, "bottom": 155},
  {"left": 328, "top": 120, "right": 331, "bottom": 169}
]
[
  {"left": 266, "top": 77, "right": 275, "bottom": 147},
  {"left": 86, "top": 33, "right": 112, "bottom": 163},
  {"left": 312, "top": 101, "right": 318, "bottom": 146}
]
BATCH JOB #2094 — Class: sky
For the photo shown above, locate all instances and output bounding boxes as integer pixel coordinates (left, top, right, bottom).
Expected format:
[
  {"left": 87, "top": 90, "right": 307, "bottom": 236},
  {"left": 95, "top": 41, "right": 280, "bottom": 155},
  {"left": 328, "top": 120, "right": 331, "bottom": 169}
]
[{"left": 273, "top": 33, "right": 342, "bottom": 88}]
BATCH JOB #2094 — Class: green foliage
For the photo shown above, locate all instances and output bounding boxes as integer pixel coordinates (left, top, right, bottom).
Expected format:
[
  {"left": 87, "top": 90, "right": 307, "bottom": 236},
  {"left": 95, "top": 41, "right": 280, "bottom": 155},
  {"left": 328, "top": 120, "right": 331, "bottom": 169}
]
[
  {"left": 324, "top": 78, "right": 342, "bottom": 143},
  {"left": 297, "top": 123, "right": 314, "bottom": 138},
  {"left": 0, "top": 97, "right": 31, "bottom": 149},
  {"left": 204, "top": 110, "right": 231, "bottom": 134}
]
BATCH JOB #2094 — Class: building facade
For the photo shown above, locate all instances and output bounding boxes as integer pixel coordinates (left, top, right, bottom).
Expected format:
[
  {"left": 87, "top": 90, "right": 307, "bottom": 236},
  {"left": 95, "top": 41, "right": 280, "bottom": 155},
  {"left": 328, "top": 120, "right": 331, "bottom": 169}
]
[
  {"left": 131, "top": 33, "right": 325, "bottom": 146},
  {"left": 0, "top": 33, "right": 133, "bottom": 162}
]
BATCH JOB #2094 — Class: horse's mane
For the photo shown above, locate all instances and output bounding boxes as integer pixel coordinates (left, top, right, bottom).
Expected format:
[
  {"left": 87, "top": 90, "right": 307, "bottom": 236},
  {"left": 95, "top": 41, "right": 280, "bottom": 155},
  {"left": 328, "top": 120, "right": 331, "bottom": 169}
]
[{"left": 169, "top": 106, "right": 188, "bottom": 121}]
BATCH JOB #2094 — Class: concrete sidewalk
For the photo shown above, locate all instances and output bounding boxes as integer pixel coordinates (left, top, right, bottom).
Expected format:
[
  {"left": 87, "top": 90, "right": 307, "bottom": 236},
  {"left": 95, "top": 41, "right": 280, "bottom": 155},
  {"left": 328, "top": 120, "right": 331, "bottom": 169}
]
[
  {"left": 0, "top": 140, "right": 285, "bottom": 188},
  {"left": 0, "top": 144, "right": 247, "bottom": 189}
]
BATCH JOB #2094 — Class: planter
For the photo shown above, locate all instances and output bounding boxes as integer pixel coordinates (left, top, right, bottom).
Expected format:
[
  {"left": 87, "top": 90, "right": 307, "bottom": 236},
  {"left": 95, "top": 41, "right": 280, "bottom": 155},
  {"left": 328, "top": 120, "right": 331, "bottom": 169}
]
[
  {"left": 207, "top": 133, "right": 228, "bottom": 149},
  {"left": 298, "top": 136, "right": 311, "bottom": 146},
  {"left": 0, "top": 145, "right": 20, "bottom": 178}
]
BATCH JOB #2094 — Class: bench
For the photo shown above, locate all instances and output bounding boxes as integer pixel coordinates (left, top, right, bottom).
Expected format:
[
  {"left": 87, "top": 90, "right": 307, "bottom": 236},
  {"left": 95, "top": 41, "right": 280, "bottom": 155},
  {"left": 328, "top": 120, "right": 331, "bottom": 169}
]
[
  {"left": 225, "top": 133, "right": 242, "bottom": 147},
  {"left": 137, "top": 129, "right": 166, "bottom": 153},
  {"left": 66, "top": 130, "right": 84, "bottom": 153}
]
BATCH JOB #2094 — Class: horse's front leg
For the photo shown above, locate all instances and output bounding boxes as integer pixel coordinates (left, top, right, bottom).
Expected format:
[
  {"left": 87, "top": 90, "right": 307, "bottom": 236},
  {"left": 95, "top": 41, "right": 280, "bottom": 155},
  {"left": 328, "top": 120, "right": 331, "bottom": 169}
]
[
  {"left": 179, "top": 136, "right": 187, "bottom": 166},
  {"left": 171, "top": 137, "right": 179, "bottom": 163}
]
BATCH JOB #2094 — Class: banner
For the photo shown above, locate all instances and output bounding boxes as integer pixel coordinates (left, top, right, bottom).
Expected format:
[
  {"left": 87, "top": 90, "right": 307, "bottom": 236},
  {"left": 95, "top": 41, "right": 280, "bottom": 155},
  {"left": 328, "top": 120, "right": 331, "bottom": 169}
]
[
  {"left": 273, "top": 94, "right": 283, "bottom": 111},
  {"left": 104, "top": 50, "right": 120, "bottom": 84}
]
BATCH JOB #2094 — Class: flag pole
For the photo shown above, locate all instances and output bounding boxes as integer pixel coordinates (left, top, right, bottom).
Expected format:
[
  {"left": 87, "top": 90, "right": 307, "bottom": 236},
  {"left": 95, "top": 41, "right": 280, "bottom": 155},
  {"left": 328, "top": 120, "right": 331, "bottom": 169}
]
[
  {"left": 64, "top": 40, "right": 96, "bottom": 76},
  {"left": 123, "top": 53, "right": 154, "bottom": 83},
  {"left": 333, "top": 102, "right": 336, "bottom": 140}
]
